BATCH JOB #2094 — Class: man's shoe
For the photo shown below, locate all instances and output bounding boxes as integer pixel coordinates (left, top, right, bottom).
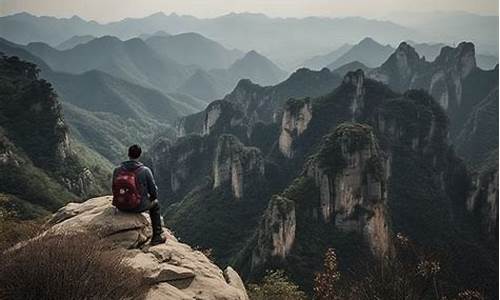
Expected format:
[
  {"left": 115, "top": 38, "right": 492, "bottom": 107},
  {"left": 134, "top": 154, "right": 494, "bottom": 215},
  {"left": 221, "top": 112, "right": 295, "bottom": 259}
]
[{"left": 150, "top": 233, "right": 167, "bottom": 246}]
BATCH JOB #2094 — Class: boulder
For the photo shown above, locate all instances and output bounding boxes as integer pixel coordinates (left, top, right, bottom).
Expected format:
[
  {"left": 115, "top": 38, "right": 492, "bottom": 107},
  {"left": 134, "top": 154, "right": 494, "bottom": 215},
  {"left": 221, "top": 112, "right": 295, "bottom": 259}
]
[{"left": 46, "top": 196, "right": 249, "bottom": 300}]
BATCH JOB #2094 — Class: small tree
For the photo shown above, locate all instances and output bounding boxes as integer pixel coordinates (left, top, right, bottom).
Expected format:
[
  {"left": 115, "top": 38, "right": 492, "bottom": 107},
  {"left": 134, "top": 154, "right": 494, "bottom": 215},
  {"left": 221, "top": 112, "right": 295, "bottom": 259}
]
[
  {"left": 248, "top": 270, "right": 307, "bottom": 300},
  {"left": 314, "top": 248, "right": 342, "bottom": 300}
]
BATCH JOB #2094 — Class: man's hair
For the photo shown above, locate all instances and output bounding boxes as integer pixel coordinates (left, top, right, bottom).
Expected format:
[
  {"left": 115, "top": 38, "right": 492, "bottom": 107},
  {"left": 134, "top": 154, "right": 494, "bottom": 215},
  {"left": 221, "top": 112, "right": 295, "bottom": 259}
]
[{"left": 128, "top": 144, "right": 142, "bottom": 159}]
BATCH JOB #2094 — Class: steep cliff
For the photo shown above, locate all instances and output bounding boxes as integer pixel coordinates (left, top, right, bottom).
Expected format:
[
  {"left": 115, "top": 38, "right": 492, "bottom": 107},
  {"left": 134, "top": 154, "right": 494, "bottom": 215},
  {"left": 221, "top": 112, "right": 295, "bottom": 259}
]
[
  {"left": 368, "top": 42, "right": 498, "bottom": 140},
  {"left": 305, "top": 123, "right": 391, "bottom": 258},
  {"left": 467, "top": 165, "right": 498, "bottom": 240},
  {"left": 0, "top": 55, "right": 109, "bottom": 217},
  {"left": 145, "top": 135, "right": 209, "bottom": 205},
  {"left": 176, "top": 68, "right": 342, "bottom": 138},
  {"left": 250, "top": 123, "right": 392, "bottom": 274},
  {"left": 250, "top": 195, "right": 296, "bottom": 270},
  {"left": 213, "top": 135, "right": 265, "bottom": 199},
  {"left": 278, "top": 98, "right": 313, "bottom": 158},
  {"left": 454, "top": 86, "right": 499, "bottom": 240}
]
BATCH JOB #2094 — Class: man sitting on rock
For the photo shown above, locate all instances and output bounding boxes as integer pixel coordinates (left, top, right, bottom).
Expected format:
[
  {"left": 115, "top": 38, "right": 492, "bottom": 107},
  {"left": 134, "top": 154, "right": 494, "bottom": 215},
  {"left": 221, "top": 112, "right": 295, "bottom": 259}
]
[{"left": 112, "top": 144, "right": 166, "bottom": 245}]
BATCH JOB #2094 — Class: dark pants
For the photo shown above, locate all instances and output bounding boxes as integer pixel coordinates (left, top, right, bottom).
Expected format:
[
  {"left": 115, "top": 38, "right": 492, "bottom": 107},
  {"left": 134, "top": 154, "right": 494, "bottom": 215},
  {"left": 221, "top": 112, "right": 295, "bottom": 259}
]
[
  {"left": 123, "top": 199, "right": 163, "bottom": 236},
  {"left": 144, "top": 199, "right": 163, "bottom": 236}
]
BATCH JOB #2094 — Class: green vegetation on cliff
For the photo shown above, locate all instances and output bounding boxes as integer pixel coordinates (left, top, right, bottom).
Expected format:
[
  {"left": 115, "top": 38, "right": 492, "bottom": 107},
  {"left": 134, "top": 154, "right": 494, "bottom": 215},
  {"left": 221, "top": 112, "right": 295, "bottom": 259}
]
[{"left": 0, "top": 55, "right": 110, "bottom": 218}]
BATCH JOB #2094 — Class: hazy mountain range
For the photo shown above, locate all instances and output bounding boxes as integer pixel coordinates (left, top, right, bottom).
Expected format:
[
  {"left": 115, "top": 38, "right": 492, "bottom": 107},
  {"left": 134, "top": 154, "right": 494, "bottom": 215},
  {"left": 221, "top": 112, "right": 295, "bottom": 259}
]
[
  {"left": 2, "top": 11, "right": 497, "bottom": 68},
  {"left": 302, "top": 38, "right": 498, "bottom": 71},
  {"left": 384, "top": 11, "right": 498, "bottom": 55}
]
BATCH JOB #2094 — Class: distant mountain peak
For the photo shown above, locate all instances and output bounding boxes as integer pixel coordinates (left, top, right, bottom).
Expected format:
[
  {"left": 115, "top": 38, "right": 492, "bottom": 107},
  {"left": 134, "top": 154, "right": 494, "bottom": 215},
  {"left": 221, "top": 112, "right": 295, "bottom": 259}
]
[
  {"left": 357, "top": 37, "right": 389, "bottom": 48},
  {"left": 245, "top": 50, "right": 261, "bottom": 57},
  {"left": 359, "top": 37, "right": 377, "bottom": 44},
  {"left": 148, "top": 11, "right": 167, "bottom": 18},
  {"left": 233, "top": 50, "right": 276, "bottom": 67},
  {"left": 94, "top": 35, "right": 121, "bottom": 43},
  {"left": 70, "top": 15, "right": 83, "bottom": 21},
  {"left": 395, "top": 41, "right": 420, "bottom": 58}
]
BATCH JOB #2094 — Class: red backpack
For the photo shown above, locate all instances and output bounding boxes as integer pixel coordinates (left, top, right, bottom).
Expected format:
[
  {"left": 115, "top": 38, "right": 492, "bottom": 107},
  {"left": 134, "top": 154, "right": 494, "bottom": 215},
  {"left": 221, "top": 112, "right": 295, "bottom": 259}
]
[{"left": 112, "top": 166, "right": 143, "bottom": 210}]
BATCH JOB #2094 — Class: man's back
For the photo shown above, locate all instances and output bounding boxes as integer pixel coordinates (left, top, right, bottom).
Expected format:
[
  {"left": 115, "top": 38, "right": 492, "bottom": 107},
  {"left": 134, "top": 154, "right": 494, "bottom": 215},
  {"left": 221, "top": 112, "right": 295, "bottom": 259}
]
[{"left": 113, "top": 160, "right": 158, "bottom": 212}]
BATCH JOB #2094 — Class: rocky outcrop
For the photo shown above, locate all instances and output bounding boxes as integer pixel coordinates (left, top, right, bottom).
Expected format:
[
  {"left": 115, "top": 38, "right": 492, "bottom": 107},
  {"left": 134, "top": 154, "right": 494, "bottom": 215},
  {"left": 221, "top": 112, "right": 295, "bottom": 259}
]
[
  {"left": 455, "top": 87, "right": 499, "bottom": 166},
  {"left": 343, "top": 69, "right": 366, "bottom": 120},
  {"left": 46, "top": 196, "right": 249, "bottom": 300},
  {"left": 278, "top": 98, "right": 312, "bottom": 158},
  {"left": 427, "top": 42, "right": 476, "bottom": 110},
  {"left": 367, "top": 42, "right": 477, "bottom": 111},
  {"left": 213, "top": 135, "right": 265, "bottom": 199},
  {"left": 203, "top": 101, "right": 223, "bottom": 135},
  {"left": 145, "top": 136, "right": 208, "bottom": 203},
  {"left": 467, "top": 167, "right": 499, "bottom": 240},
  {"left": 250, "top": 195, "right": 296, "bottom": 270},
  {"left": 304, "top": 123, "right": 392, "bottom": 258}
]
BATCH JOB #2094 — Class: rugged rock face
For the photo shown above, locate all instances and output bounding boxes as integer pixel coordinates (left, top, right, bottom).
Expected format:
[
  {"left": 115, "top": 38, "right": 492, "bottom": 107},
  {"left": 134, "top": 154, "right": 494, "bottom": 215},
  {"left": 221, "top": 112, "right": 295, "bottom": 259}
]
[
  {"left": 343, "top": 69, "right": 366, "bottom": 120},
  {"left": 0, "top": 55, "right": 108, "bottom": 216},
  {"left": 213, "top": 135, "right": 265, "bottom": 199},
  {"left": 367, "top": 42, "right": 498, "bottom": 142},
  {"left": 304, "top": 123, "right": 392, "bottom": 258},
  {"left": 45, "top": 196, "right": 249, "bottom": 300},
  {"left": 368, "top": 42, "right": 476, "bottom": 109},
  {"left": 278, "top": 98, "right": 313, "bottom": 158},
  {"left": 177, "top": 100, "right": 246, "bottom": 139},
  {"left": 455, "top": 87, "right": 499, "bottom": 166},
  {"left": 428, "top": 42, "right": 476, "bottom": 111},
  {"left": 467, "top": 168, "right": 499, "bottom": 239},
  {"left": 250, "top": 195, "right": 296, "bottom": 270},
  {"left": 176, "top": 69, "right": 342, "bottom": 138},
  {"left": 204, "top": 101, "right": 224, "bottom": 135},
  {"left": 145, "top": 136, "right": 208, "bottom": 204}
]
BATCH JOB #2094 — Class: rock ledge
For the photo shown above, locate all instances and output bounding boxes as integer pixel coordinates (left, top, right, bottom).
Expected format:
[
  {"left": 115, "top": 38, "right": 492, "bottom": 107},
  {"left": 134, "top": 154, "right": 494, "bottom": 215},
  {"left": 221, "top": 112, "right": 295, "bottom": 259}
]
[{"left": 47, "top": 196, "right": 249, "bottom": 300}]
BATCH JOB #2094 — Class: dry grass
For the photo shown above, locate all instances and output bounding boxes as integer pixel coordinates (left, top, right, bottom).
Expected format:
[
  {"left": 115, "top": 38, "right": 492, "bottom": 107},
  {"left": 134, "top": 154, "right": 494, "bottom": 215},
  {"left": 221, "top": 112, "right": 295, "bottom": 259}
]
[
  {"left": 0, "top": 232, "right": 149, "bottom": 300},
  {"left": 0, "top": 211, "right": 44, "bottom": 252}
]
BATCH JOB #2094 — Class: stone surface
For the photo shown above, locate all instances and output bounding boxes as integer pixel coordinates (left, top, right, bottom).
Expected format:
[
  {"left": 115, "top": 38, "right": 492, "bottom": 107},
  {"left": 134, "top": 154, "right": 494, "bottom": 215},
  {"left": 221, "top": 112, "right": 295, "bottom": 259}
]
[
  {"left": 278, "top": 98, "right": 312, "bottom": 158},
  {"left": 304, "top": 124, "right": 393, "bottom": 258},
  {"left": 45, "top": 196, "right": 249, "bottom": 300},
  {"left": 213, "top": 135, "right": 265, "bottom": 199},
  {"left": 250, "top": 195, "right": 296, "bottom": 271},
  {"left": 467, "top": 168, "right": 499, "bottom": 239}
]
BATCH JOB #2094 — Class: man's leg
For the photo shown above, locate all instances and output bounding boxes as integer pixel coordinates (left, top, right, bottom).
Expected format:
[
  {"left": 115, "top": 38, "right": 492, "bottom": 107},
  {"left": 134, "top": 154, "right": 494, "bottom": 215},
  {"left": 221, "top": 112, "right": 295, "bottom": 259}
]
[{"left": 148, "top": 200, "right": 166, "bottom": 245}]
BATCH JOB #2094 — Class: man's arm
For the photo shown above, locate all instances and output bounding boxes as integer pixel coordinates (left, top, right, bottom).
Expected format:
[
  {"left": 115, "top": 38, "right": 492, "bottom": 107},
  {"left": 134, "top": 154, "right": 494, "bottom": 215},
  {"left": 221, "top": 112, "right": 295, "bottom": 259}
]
[{"left": 145, "top": 167, "right": 158, "bottom": 200}]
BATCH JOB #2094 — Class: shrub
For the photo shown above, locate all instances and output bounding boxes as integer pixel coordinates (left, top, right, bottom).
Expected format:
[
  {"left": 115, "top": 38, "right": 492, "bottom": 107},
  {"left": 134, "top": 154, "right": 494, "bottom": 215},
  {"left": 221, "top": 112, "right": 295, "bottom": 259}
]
[
  {"left": 0, "top": 232, "right": 148, "bottom": 300},
  {"left": 313, "top": 234, "right": 487, "bottom": 300},
  {"left": 248, "top": 270, "right": 307, "bottom": 300}
]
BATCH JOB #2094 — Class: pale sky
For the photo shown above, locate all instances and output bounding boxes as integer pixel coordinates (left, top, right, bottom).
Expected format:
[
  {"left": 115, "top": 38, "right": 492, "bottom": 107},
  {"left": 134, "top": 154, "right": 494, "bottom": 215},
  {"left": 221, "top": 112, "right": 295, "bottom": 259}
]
[{"left": 0, "top": 0, "right": 498, "bottom": 22}]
